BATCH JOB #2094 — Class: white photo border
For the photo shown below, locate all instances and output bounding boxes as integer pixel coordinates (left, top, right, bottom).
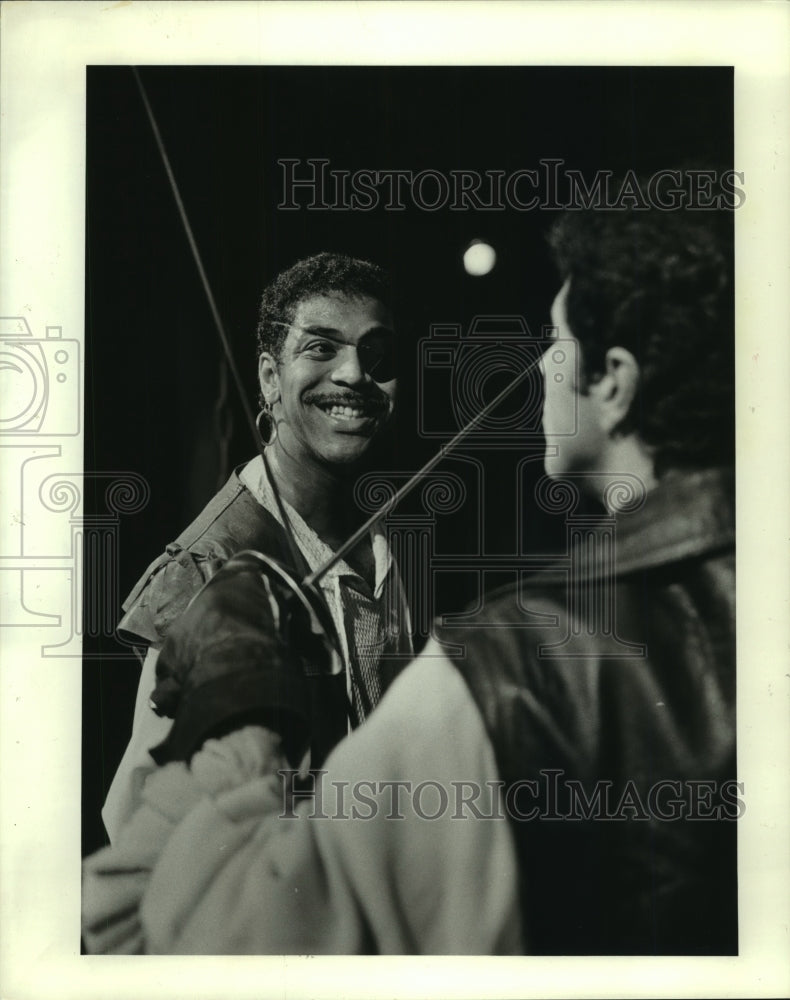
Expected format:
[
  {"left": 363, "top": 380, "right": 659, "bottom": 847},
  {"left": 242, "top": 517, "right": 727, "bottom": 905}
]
[{"left": 1, "top": 2, "right": 788, "bottom": 998}]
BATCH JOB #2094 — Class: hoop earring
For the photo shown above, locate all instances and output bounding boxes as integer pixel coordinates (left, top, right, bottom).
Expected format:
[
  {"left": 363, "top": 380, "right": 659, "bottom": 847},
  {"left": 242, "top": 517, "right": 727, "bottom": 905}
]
[{"left": 256, "top": 402, "right": 277, "bottom": 446}]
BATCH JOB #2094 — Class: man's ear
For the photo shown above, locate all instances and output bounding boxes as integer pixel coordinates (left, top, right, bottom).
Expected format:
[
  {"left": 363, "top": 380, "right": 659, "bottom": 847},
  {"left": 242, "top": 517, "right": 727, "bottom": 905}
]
[
  {"left": 258, "top": 353, "right": 280, "bottom": 406},
  {"left": 590, "top": 346, "right": 640, "bottom": 434}
]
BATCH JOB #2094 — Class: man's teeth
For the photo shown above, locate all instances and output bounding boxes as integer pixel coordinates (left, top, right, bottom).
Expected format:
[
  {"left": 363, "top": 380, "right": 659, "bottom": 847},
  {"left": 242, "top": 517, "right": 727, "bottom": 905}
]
[{"left": 325, "top": 404, "right": 366, "bottom": 419}]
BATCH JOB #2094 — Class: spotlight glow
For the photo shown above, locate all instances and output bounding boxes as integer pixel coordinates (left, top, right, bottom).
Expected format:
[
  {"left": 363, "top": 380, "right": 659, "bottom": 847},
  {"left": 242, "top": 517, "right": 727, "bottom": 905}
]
[{"left": 463, "top": 240, "right": 497, "bottom": 276}]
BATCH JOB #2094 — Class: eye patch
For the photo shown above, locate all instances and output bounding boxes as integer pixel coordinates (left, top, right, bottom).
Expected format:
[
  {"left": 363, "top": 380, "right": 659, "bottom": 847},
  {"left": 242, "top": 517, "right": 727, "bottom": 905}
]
[
  {"left": 357, "top": 331, "right": 396, "bottom": 383},
  {"left": 270, "top": 320, "right": 397, "bottom": 383}
]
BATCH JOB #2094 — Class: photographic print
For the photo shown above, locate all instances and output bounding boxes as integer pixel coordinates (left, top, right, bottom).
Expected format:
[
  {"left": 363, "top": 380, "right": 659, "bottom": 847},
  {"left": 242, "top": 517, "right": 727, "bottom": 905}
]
[{"left": 1, "top": 3, "right": 788, "bottom": 998}]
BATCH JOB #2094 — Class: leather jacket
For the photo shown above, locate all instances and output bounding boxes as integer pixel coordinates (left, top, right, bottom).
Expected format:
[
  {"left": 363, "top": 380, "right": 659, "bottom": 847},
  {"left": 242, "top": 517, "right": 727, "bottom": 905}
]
[{"left": 440, "top": 467, "right": 737, "bottom": 954}]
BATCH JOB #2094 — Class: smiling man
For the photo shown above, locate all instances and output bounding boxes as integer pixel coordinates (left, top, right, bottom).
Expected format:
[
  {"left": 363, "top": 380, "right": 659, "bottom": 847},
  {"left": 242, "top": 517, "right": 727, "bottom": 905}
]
[
  {"left": 102, "top": 252, "right": 412, "bottom": 842},
  {"left": 260, "top": 294, "right": 396, "bottom": 471}
]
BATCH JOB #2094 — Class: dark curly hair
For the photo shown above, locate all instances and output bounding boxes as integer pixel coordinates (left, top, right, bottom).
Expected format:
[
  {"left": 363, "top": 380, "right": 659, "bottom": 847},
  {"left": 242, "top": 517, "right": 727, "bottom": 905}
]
[
  {"left": 256, "top": 251, "right": 392, "bottom": 366},
  {"left": 548, "top": 208, "right": 734, "bottom": 473}
]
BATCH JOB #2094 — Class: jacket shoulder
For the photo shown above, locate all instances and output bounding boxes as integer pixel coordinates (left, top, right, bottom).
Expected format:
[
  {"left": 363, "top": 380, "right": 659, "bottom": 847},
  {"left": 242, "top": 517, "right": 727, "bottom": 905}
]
[{"left": 118, "top": 473, "right": 289, "bottom": 647}]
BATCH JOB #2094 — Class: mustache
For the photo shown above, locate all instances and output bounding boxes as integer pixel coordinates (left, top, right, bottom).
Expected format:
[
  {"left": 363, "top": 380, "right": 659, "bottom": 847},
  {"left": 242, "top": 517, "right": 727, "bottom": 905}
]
[{"left": 303, "top": 390, "right": 389, "bottom": 411}]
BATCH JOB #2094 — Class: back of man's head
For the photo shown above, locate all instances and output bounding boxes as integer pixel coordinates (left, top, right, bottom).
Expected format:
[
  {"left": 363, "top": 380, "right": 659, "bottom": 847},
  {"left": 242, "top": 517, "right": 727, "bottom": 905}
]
[{"left": 548, "top": 208, "right": 734, "bottom": 474}]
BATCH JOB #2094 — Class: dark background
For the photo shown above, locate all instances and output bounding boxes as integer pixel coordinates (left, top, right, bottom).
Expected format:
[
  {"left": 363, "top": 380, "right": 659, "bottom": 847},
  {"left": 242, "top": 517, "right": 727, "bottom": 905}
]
[{"left": 83, "top": 66, "right": 733, "bottom": 854}]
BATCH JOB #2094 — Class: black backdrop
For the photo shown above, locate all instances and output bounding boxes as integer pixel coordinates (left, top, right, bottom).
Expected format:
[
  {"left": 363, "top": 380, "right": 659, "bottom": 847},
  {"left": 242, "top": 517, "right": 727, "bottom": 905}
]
[{"left": 82, "top": 66, "right": 733, "bottom": 854}]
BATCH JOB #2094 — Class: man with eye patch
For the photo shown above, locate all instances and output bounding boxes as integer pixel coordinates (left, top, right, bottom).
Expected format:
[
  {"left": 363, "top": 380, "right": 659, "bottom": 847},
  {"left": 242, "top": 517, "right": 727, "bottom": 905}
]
[{"left": 101, "top": 252, "right": 412, "bottom": 844}]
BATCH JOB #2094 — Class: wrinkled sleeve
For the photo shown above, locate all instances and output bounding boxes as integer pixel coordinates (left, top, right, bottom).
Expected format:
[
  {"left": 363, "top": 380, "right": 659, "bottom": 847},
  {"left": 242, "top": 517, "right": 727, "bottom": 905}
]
[
  {"left": 105, "top": 548, "right": 227, "bottom": 842},
  {"left": 83, "top": 649, "right": 522, "bottom": 954},
  {"left": 118, "top": 548, "right": 220, "bottom": 648}
]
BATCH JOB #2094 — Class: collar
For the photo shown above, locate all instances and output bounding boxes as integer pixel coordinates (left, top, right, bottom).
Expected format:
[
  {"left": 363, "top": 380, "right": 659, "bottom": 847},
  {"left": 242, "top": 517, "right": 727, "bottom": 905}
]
[
  {"left": 238, "top": 455, "right": 393, "bottom": 597},
  {"left": 613, "top": 466, "right": 734, "bottom": 575},
  {"left": 533, "top": 466, "right": 734, "bottom": 584},
  {"left": 592, "top": 469, "right": 735, "bottom": 576}
]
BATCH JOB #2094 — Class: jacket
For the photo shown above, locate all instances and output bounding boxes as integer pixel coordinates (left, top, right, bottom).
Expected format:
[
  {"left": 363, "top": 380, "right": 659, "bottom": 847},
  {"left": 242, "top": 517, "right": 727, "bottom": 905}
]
[
  {"left": 118, "top": 469, "right": 306, "bottom": 649},
  {"left": 443, "top": 466, "right": 737, "bottom": 953}
]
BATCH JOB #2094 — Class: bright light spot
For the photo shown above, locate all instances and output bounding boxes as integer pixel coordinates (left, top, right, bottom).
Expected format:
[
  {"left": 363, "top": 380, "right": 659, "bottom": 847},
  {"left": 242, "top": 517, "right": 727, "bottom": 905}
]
[{"left": 463, "top": 240, "right": 497, "bottom": 276}]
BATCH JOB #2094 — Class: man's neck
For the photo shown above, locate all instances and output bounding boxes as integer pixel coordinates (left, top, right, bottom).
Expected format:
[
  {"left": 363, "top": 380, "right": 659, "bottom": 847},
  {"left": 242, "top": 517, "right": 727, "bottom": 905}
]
[
  {"left": 264, "top": 441, "right": 360, "bottom": 547},
  {"left": 263, "top": 443, "right": 377, "bottom": 586},
  {"left": 595, "top": 436, "right": 658, "bottom": 511}
]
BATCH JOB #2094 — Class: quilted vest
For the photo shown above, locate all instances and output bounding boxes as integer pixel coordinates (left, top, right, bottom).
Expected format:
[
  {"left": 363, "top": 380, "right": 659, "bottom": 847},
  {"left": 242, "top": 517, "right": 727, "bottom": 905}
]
[{"left": 118, "top": 469, "right": 350, "bottom": 766}]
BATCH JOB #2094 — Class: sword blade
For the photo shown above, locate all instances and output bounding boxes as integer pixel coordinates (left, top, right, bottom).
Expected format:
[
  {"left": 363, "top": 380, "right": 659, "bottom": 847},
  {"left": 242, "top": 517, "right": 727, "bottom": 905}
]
[{"left": 304, "top": 358, "right": 541, "bottom": 587}]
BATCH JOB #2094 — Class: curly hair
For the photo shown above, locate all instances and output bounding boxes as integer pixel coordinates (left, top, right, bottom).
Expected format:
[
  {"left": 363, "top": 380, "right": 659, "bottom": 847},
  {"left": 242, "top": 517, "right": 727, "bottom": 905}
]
[
  {"left": 256, "top": 252, "right": 392, "bottom": 365},
  {"left": 548, "top": 208, "right": 734, "bottom": 472}
]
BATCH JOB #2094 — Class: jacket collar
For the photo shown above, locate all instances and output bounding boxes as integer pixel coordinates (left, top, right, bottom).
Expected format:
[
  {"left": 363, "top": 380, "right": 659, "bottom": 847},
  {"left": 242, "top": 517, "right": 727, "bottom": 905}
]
[
  {"left": 609, "top": 466, "right": 734, "bottom": 575},
  {"left": 533, "top": 466, "right": 734, "bottom": 584}
]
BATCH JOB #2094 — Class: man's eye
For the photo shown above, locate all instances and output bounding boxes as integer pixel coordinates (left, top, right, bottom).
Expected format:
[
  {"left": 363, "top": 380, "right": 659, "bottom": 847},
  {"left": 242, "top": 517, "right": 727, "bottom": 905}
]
[{"left": 305, "top": 341, "right": 336, "bottom": 359}]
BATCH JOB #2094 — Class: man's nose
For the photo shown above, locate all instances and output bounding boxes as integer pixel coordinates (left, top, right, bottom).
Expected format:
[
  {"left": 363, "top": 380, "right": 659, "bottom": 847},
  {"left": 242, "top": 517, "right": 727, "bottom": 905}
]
[{"left": 330, "top": 346, "right": 367, "bottom": 386}]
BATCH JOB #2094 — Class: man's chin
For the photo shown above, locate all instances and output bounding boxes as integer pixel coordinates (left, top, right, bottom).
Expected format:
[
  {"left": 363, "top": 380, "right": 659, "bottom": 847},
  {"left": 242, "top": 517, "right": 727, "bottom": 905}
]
[{"left": 317, "top": 435, "right": 379, "bottom": 468}]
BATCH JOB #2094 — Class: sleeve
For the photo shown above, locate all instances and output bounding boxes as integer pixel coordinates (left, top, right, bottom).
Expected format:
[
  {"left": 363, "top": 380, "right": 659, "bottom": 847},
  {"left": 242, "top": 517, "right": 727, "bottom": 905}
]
[
  {"left": 83, "top": 647, "right": 522, "bottom": 954},
  {"left": 105, "top": 544, "right": 227, "bottom": 841},
  {"left": 101, "top": 647, "right": 174, "bottom": 843},
  {"left": 118, "top": 547, "right": 221, "bottom": 648}
]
